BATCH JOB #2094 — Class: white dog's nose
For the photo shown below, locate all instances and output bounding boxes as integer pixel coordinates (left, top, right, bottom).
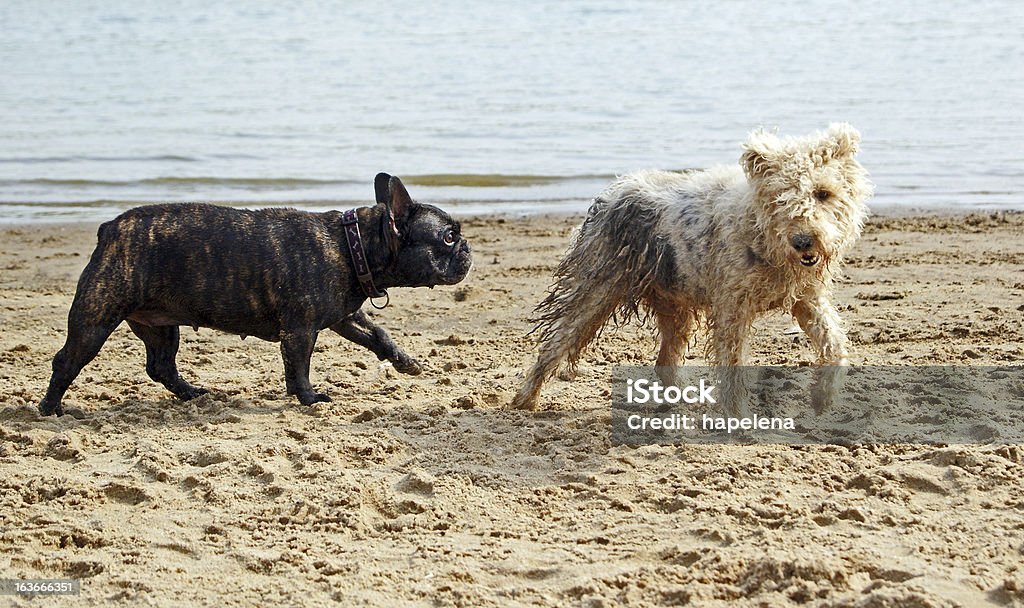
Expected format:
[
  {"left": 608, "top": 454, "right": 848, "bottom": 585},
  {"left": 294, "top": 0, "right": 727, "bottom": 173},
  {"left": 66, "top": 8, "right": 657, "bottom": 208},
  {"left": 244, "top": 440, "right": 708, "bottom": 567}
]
[{"left": 791, "top": 233, "right": 814, "bottom": 252}]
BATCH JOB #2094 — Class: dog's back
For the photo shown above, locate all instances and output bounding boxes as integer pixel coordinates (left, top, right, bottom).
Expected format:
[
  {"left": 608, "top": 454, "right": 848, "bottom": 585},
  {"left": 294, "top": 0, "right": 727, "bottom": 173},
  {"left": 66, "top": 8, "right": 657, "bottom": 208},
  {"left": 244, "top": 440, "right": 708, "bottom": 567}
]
[
  {"left": 564, "top": 166, "right": 747, "bottom": 304},
  {"left": 81, "top": 204, "right": 349, "bottom": 340}
]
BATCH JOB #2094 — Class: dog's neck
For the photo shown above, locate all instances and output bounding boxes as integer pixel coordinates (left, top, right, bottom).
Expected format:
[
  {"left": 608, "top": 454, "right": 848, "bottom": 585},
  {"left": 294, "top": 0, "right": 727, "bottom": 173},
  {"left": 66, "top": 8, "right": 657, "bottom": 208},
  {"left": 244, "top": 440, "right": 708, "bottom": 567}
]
[{"left": 331, "top": 206, "right": 397, "bottom": 293}]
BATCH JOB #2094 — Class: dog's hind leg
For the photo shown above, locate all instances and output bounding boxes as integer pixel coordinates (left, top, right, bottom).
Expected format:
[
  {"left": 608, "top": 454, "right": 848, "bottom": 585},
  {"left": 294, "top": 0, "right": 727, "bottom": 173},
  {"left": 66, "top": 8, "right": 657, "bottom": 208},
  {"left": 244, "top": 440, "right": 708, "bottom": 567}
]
[
  {"left": 38, "top": 295, "right": 125, "bottom": 417},
  {"left": 280, "top": 330, "right": 331, "bottom": 406},
  {"left": 513, "top": 196, "right": 661, "bottom": 410},
  {"left": 648, "top": 294, "right": 696, "bottom": 385},
  {"left": 38, "top": 221, "right": 144, "bottom": 416},
  {"left": 511, "top": 296, "right": 619, "bottom": 410},
  {"left": 330, "top": 310, "right": 422, "bottom": 375},
  {"left": 127, "top": 321, "right": 208, "bottom": 401}
]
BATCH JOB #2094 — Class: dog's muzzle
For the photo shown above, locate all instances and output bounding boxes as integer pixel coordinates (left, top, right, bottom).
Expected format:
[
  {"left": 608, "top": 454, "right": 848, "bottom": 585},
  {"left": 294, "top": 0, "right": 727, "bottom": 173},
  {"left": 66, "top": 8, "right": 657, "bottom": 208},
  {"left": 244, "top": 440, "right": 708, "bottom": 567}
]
[
  {"left": 444, "top": 240, "right": 473, "bottom": 283},
  {"left": 791, "top": 233, "right": 819, "bottom": 267}
]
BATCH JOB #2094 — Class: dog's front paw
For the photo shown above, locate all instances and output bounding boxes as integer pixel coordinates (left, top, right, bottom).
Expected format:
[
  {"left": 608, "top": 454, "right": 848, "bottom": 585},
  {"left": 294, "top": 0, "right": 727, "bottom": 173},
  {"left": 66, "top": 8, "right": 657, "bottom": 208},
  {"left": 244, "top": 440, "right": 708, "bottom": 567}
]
[
  {"left": 37, "top": 399, "right": 64, "bottom": 417},
  {"left": 811, "top": 365, "right": 846, "bottom": 414},
  {"left": 179, "top": 386, "right": 210, "bottom": 401},
  {"left": 393, "top": 356, "right": 423, "bottom": 376},
  {"left": 810, "top": 380, "right": 835, "bottom": 414},
  {"left": 297, "top": 391, "right": 332, "bottom": 406}
]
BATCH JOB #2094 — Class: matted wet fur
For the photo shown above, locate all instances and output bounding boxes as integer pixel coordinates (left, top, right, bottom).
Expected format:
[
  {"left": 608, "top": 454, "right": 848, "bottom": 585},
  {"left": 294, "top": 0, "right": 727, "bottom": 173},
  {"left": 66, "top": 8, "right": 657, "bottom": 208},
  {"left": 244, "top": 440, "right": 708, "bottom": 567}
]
[
  {"left": 38, "top": 173, "right": 472, "bottom": 416},
  {"left": 513, "top": 124, "right": 873, "bottom": 414}
]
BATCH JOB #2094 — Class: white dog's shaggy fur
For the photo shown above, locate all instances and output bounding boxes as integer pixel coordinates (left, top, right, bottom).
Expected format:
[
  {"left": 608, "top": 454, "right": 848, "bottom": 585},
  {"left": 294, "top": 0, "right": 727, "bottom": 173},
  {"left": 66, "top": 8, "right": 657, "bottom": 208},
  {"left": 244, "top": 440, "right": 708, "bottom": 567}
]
[{"left": 513, "top": 123, "right": 873, "bottom": 413}]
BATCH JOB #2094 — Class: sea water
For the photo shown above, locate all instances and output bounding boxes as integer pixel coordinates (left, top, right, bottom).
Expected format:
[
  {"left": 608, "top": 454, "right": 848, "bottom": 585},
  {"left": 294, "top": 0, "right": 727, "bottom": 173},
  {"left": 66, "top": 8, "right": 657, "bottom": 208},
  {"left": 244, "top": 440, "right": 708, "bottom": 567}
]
[{"left": 1, "top": 0, "right": 1022, "bottom": 221}]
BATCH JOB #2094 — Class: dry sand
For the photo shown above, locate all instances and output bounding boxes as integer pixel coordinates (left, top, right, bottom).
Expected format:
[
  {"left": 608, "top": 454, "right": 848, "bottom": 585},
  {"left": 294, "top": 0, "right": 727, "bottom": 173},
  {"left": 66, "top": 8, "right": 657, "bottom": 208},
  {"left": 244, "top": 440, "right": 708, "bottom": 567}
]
[{"left": 1, "top": 211, "right": 1023, "bottom": 606}]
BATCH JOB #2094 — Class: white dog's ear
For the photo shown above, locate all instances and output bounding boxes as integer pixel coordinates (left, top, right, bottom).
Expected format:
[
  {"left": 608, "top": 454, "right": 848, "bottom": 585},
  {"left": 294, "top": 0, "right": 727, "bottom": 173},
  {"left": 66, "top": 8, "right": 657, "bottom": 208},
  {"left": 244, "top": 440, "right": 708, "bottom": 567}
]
[
  {"left": 741, "top": 128, "right": 780, "bottom": 180},
  {"left": 825, "top": 123, "right": 861, "bottom": 158}
]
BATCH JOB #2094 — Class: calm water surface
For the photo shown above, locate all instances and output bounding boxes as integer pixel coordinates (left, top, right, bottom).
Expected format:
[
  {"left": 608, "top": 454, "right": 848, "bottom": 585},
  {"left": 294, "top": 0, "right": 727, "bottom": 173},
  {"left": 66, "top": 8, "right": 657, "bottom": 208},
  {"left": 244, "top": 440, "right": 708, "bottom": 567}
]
[{"left": 1, "top": 0, "right": 1022, "bottom": 221}]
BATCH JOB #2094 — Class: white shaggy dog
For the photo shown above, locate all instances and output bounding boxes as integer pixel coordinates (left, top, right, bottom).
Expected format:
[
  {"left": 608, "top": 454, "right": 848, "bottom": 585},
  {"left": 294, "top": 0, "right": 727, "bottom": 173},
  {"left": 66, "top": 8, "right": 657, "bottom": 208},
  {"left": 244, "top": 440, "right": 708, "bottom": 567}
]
[{"left": 513, "top": 124, "right": 873, "bottom": 414}]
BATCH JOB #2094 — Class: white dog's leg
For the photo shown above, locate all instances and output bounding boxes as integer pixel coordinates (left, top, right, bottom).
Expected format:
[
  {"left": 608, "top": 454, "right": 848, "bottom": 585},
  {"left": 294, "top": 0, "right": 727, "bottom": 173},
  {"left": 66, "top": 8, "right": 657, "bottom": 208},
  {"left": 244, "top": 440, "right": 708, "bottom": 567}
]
[
  {"left": 652, "top": 299, "right": 696, "bottom": 386},
  {"left": 792, "top": 295, "right": 849, "bottom": 412},
  {"left": 792, "top": 295, "right": 849, "bottom": 364},
  {"left": 512, "top": 297, "right": 619, "bottom": 410},
  {"left": 712, "top": 306, "right": 754, "bottom": 417}
]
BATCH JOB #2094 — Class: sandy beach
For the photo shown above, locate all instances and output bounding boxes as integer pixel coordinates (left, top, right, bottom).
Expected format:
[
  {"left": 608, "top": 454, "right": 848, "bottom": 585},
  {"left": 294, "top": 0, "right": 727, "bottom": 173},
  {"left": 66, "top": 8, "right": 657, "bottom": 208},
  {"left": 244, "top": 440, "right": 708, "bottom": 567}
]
[{"left": 1, "top": 210, "right": 1023, "bottom": 606}]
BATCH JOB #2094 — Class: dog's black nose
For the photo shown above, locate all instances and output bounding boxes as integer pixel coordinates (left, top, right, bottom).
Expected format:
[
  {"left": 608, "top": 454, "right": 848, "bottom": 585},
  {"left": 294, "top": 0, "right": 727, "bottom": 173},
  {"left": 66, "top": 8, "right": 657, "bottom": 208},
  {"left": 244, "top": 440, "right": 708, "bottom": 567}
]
[{"left": 791, "top": 233, "right": 814, "bottom": 252}]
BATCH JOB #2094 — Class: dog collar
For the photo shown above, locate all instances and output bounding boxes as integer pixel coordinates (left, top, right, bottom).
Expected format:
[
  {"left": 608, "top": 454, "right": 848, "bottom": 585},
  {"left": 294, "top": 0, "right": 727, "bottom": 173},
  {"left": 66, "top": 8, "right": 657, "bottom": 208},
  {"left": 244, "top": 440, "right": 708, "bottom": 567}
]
[{"left": 342, "top": 209, "right": 389, "bottom": 308}]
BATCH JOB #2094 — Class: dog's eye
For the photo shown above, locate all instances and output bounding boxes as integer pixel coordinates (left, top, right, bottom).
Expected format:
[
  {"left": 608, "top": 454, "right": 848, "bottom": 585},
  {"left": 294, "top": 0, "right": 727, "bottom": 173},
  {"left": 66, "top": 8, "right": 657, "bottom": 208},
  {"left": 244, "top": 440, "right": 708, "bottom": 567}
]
[
  {"left": 813, "top": 189, "right": 831, "bottom": 202},
  {"left": 443, "top": 229, "right": 457, "bottom": 247}
]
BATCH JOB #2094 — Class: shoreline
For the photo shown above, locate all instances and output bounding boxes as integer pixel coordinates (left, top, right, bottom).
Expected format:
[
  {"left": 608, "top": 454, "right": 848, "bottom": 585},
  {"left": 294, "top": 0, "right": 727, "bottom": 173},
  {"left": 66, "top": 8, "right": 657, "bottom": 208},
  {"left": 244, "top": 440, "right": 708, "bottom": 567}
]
[{"left": 2, "top": 200, "right": 1024, "bottom": 227}]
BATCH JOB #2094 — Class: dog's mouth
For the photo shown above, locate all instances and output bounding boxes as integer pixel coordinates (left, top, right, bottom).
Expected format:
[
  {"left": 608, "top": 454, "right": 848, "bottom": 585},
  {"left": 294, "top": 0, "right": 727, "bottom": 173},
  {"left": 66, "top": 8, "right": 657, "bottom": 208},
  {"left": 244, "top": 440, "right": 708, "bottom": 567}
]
[
  {"left": 441, "top": 264, "right": 471, "bottom": 284},
  {"left": 800, "top": 254, "right": 820, "bottom": 267}
]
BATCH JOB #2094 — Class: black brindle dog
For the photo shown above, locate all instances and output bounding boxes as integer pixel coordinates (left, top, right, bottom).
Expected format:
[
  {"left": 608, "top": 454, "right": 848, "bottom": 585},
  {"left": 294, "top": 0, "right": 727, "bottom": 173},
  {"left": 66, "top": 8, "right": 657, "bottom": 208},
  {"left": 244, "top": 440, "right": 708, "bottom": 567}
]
[{"left": 38, "top": 173, "right": 472, "bottom": 416}]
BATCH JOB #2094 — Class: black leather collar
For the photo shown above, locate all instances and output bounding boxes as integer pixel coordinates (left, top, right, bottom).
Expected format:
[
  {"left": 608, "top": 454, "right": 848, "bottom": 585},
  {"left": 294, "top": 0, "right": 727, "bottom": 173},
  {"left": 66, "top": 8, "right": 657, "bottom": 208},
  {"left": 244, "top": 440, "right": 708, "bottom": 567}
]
[{"left": 341, "top": 209, "right": 389, "bottom": 308}]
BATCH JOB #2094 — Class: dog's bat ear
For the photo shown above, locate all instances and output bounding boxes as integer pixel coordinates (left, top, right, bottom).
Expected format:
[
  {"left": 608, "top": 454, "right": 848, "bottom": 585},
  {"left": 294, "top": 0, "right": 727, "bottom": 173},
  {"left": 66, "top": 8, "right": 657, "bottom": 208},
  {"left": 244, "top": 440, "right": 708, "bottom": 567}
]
[
  {"left": 826, "top": 123, "right": 861, "bottom": 159},
  {"left": 387, "top": 175, "right": 414, "bottom": 224},
  {"left": 374, "top": 172, "right": 392, "bottom": 205},
  {"left": 380, "top": 175, "right": 413, "bottom": 254},
  {"left": 741, "top": 128, "right": 779, "bottom": 180}
]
